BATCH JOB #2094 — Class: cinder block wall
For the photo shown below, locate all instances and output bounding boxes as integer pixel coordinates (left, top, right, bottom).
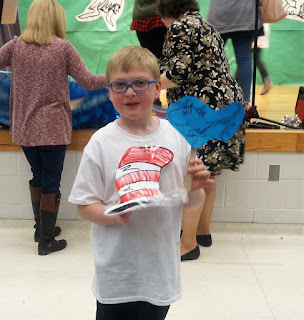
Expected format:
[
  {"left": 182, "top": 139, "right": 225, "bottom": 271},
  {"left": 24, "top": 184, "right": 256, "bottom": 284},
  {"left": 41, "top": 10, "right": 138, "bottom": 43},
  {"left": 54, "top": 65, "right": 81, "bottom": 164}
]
[
  {"left": 0, "top": 152, "right": 82, "bottom": 220},
  {"left": 213, "top": 153, "right": 304, "bottom": 224},
  {"left": 0, "top": 152, "right": 303, "bottom": 223}
]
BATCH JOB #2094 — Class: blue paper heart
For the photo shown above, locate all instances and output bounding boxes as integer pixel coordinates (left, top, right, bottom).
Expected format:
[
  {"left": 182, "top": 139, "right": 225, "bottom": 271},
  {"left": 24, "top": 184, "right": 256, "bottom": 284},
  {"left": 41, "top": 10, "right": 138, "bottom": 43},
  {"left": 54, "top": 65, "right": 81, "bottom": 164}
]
[{"left": 167, "top": 96, "right": 244, "bottom": 148}]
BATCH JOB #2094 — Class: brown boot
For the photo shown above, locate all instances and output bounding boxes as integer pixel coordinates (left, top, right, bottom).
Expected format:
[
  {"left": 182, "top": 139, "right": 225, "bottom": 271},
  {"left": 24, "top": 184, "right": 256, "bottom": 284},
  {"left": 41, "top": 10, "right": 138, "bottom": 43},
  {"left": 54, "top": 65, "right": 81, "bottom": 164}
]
[
  {"left": 38, "top": 193, "right": 67, "bottom": 256},
  {"left": 29, "top": 183, "right": 61, "bottom": 242}
]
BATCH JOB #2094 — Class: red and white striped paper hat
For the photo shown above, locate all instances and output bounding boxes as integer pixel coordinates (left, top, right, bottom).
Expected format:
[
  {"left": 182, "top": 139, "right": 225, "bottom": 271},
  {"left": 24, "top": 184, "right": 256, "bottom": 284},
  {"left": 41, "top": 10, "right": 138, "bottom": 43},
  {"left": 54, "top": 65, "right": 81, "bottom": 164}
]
[{"left": 104, "top": 146, "right": 173, "bottom": 215}]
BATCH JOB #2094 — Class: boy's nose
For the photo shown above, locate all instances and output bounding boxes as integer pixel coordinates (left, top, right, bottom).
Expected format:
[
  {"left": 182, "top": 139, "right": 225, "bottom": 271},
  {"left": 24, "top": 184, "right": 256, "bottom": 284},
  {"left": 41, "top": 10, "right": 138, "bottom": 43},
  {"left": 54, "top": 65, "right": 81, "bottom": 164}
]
[{"left": 125, "top": 86, "right": 136, "bottom": 95}]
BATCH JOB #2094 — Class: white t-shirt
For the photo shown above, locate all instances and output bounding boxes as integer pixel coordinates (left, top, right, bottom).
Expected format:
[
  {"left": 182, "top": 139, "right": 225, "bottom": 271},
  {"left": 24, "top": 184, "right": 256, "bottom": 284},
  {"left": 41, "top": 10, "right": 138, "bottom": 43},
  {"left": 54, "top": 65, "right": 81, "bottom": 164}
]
[{"left": 69, "top": 119, "right": 190, "bottom": 306}]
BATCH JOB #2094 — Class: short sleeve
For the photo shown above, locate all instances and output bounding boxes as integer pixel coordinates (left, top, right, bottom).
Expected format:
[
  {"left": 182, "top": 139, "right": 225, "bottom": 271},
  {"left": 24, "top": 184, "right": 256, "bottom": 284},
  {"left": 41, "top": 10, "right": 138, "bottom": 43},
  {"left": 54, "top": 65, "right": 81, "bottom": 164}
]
[
  {"left": 68, "top": 152, "right": 105, "bottom": 205},
  {"left": 161, "top": 21, "right": 196, "bottom": 85}
]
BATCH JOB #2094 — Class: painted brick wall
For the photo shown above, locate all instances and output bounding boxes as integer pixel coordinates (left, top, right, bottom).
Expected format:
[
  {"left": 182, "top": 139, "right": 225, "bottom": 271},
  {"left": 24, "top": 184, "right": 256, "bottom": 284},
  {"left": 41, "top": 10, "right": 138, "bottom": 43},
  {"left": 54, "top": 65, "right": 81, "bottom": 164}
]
[
  {"left": 0, "top": 152, "right": 82, "bottom": 220},
  {"left": 213, "top": 153, "right": 304, "bottom": 224},
  {"left": 0, "top": 152, "right": 303, "bottom": 223}
]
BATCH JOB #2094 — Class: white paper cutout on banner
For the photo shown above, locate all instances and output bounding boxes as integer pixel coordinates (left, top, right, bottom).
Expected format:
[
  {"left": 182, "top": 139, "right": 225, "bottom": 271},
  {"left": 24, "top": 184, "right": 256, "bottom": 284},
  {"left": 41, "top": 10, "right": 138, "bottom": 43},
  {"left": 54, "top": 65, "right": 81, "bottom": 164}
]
[
  {"left": 283, "top": 0, "right": 304, "bottom": 22},
  {"left": 76, "top": 0, "right": 125, "bottom": 31}
]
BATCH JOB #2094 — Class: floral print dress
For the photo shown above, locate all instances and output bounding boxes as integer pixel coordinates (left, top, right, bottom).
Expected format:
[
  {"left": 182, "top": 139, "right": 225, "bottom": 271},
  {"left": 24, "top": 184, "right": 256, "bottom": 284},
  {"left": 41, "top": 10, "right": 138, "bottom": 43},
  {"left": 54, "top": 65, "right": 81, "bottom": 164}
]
[{"left": 160, "top": 12, "right": 246, "bottom": 175}]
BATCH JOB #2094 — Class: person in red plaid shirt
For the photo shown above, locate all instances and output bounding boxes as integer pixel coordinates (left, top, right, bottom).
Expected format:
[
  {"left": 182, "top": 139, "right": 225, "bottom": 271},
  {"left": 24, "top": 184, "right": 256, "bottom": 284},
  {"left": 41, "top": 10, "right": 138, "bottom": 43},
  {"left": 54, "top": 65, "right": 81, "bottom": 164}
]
[
  {"left": 131, "top": 1, "right": 168, "bottom": 112},
  {"left": 131, "top": 0, "right": 167, "bottom": 60}
]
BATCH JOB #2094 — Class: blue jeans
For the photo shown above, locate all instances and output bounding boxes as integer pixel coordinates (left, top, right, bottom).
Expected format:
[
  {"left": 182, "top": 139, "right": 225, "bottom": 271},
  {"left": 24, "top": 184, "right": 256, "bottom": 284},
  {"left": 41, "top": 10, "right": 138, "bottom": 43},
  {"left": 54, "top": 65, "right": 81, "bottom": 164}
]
[
  {"left": 22, "top": 145, "right": 66, "bottom": 194},
  {"left": 222, "top": 32, "right": 253, "bottom": 103}
]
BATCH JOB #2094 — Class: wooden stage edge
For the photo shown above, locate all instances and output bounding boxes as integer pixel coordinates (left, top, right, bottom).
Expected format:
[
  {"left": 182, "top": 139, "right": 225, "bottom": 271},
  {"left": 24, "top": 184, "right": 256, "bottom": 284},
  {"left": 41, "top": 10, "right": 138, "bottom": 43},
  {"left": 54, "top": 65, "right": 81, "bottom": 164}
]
[{"left": 1, "top": 128, "right": 304, "bottom": 153}]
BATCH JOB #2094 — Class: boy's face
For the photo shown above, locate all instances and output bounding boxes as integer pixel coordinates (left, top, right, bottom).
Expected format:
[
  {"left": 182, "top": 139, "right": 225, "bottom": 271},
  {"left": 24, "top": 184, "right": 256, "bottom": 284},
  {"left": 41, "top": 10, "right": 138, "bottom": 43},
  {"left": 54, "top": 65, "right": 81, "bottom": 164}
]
[{"left": 108, "top": 67, "right": 161, "bottom": 122}]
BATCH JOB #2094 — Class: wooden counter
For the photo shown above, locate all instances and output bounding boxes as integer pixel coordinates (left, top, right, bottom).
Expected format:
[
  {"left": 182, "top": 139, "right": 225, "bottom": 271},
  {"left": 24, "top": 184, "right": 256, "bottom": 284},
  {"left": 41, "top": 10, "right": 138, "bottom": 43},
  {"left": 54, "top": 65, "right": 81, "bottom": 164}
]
[
  {"left": 1, "top": 85, "right": 302, "bottom": 152},
  {"left": 1, "top": 127, "right": 304, "bottom": 153}
]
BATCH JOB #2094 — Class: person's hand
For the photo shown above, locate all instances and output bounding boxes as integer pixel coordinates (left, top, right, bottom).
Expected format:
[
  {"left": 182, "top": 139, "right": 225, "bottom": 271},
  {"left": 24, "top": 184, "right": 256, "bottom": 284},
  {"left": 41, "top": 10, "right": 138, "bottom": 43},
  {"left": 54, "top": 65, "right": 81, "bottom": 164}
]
[
  {"left": 78, "top": 203, "right": 132, "bottom": 226},
  {"left": 117, "top": 212, "right": 132, "bottom": 224},
  {"left": 101, "top": 211, "right": 132, "bottom": 225},
  {"left": 187, "top": 158, "right": 214, "bottom": 191}
]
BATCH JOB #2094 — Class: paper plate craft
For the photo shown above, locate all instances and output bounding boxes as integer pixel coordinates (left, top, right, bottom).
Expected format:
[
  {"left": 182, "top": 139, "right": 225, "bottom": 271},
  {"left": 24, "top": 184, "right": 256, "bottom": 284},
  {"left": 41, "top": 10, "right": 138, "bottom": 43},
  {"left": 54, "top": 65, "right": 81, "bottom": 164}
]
[
  {"left": 167, "top": 96, "right": 244, "bottom": 191},
  {"left": 104, "top": 146, "right": 174, "bottom": 216}
]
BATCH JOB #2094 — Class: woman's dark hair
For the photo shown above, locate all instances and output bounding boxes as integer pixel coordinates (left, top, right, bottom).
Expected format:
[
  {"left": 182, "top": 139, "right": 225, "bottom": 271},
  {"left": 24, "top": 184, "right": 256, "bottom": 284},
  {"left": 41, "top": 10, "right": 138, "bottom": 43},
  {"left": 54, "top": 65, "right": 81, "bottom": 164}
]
[{"left": 157, "top": 0, "right": 200, "bottom": 18}]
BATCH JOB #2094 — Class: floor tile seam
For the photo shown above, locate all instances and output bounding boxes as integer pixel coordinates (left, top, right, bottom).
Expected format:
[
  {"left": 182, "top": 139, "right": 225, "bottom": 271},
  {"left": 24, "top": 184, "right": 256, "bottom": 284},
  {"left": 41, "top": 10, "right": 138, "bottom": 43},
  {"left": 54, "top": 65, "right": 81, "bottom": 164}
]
[
  {"left": 240, "top": 241, "right": 277, "bottom": 320},
  {"left": 215, "top": 234, "right": 304, "bottom": 240},
  {"left": 1, "top": 221, "right": 304, "bottom": 239},
  {"left": 211, "top": 223, "right": 304, "bottom": 232},
  {"left": 1, "top": 230, "right": 304, "bottom": 240}
]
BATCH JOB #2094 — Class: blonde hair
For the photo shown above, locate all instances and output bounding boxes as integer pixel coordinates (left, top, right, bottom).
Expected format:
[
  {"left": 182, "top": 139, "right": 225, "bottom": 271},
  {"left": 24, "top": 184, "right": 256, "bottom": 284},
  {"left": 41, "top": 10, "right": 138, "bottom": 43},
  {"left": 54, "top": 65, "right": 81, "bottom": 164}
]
[
  {"left": 20, "top": 0, "right": 66, "bottom": 45},
  {"left": 106, "top": 46, "right": 161, "bottom": 83}
]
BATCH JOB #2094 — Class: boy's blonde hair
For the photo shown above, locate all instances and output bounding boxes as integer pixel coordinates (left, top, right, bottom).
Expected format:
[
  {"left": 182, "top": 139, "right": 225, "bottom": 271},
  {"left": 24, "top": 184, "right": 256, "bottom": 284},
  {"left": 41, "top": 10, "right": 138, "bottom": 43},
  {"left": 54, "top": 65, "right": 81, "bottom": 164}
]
[
  {"left": 106, "top": 46, "right": 161, "bottom": 83},
  {"left": 20, "top": 0, "right": 66, "bottom": 45}
]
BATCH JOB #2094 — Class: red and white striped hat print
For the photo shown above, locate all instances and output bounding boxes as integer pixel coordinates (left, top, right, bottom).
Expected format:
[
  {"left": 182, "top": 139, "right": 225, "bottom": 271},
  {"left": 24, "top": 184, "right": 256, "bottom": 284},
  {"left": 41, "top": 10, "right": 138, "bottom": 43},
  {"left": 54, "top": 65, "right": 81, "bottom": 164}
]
[{"left": 104, "top": 146, "right": 173, "bottom": 215}]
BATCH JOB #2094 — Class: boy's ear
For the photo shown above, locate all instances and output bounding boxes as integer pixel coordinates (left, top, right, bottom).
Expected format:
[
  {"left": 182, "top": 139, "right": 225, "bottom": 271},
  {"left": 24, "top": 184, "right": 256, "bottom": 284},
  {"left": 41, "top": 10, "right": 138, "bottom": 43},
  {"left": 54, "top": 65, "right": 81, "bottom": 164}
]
[
  {"left": 154, "top": 80, "right": 161, "bottom": 100},
  {"left": 108, "top": 87, "right": 114, "bottom": 103}
]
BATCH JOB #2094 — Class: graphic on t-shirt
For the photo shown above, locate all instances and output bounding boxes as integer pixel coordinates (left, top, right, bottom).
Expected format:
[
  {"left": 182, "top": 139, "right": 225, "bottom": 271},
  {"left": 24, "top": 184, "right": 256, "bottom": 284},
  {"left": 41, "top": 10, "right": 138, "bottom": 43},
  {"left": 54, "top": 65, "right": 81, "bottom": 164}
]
[
  {"left": 104, "top": 146, "right": 174, "bottom": 215},
  {"left": 76, "top": 0, "right": 125, "bottom": 31}
]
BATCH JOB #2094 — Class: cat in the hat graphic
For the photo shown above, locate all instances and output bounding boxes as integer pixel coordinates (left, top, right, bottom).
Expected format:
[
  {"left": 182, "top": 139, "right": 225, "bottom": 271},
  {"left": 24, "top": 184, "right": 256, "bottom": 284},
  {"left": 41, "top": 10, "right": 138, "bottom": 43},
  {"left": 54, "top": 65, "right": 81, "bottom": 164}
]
[{"left": 104, "top": 145, "right": 174, "bottom": 215}]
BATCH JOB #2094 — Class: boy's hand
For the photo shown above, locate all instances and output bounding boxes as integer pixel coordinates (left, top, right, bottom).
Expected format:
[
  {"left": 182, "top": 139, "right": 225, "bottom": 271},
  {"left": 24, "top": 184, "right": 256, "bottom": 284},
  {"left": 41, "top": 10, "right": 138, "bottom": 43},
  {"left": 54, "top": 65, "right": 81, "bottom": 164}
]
[
  {"left": 117, "top": 212, "right": 132, "bottom": 224},
  {"left": 78, "top": 203, "right": 132, "bottom": 226},
  {"left": 187, "top": 158, "right": 214, "bottom": 191},
  {"left": 102, "top": 212, "right": 132, "bottom": 225}
]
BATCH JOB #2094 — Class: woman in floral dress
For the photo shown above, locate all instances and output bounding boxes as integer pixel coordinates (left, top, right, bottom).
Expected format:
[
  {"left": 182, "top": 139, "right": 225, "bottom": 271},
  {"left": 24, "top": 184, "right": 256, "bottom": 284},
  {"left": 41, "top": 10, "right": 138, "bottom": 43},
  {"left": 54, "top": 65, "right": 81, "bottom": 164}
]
[{"left": 158, "top": 0, "right": 246, "bottom": 260}]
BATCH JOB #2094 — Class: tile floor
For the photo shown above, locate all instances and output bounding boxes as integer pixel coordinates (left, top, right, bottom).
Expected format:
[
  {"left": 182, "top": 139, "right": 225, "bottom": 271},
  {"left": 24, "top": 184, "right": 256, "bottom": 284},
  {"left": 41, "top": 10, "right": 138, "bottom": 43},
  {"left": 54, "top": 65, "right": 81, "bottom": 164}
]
[{"left": 1, "top": 220, "right": 304, "bottom": 320}]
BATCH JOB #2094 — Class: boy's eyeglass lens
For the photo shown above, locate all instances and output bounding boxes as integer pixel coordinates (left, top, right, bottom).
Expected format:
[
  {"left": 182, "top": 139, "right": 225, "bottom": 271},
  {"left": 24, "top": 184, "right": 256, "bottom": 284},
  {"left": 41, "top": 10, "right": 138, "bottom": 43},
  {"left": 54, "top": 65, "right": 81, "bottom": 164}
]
[{"left": 107, "top": 79, "right": 158, "bottom": 92}]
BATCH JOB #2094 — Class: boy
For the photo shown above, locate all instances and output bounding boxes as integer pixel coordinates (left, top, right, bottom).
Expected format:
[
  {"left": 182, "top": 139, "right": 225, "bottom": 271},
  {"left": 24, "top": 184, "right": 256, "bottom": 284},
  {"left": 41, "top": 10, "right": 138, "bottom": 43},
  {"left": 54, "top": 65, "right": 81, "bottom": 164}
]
[{"left": 68, "top": 46, "right": 213, "bottom": 320}]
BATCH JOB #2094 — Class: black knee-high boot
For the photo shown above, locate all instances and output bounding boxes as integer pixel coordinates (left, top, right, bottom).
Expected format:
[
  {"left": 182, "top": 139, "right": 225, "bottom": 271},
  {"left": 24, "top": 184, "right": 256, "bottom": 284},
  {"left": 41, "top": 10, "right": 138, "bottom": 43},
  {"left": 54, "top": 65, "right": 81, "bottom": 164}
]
[
  {"left": 29, "top": 184, "right": 42, "bottom": 242},
  {"left": 38, "top": 193, "right": 67, "bottom": 256},
  {"left": 29, "top": 183, "right": 61, "bottom": 242}
]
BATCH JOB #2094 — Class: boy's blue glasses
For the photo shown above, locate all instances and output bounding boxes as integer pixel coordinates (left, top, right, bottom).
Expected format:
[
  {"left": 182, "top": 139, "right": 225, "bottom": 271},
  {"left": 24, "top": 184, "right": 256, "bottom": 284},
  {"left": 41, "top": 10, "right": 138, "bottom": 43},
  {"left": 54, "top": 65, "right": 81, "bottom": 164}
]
[{"left": 107, "top": 78, "right": 158, "bottom": 93}]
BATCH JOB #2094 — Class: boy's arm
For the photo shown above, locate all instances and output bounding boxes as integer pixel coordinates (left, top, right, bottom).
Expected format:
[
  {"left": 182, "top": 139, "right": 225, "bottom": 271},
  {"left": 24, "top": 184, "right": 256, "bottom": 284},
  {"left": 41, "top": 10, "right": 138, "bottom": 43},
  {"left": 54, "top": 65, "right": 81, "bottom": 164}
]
[
  {"left": 184, "top": 158, "right": 214, "bottom": 210},
  {"left": 78, "top": 202, "right": 131, "bottom": 226}
]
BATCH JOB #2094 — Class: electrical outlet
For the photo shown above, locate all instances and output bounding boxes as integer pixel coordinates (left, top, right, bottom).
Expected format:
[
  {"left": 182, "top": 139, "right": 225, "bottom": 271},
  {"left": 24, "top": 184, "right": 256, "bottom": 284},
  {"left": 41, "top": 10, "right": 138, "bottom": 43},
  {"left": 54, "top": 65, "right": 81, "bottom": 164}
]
[{"left": 268, "top": 165, "right": 280, "bottom": 181}]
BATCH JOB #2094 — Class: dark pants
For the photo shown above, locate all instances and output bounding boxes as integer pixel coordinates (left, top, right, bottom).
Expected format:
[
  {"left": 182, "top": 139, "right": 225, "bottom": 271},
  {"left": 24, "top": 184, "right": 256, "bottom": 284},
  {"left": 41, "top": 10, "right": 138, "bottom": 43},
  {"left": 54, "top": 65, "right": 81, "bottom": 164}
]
[
  {"left": 255, "top": 47, "right": 269, "bottom": 80},
  {"left": 136, "top": 27, "right": 167, "bottom": 59},
  {"left": 96, "top": 301, "right": 170, "bottom": 320},
  {"left": 22, "top": 145, "right": 66, "bottom": 194}
]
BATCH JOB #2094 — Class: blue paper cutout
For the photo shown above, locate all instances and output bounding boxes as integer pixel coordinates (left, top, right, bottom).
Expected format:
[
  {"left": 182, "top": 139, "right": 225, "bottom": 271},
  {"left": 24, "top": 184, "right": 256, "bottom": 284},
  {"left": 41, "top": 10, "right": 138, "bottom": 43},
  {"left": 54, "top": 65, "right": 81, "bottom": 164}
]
[
  {"left": 0, "top": 71, "right": 11, "bottom": 128},
  {"left": 167, "top": 96, "right": 245, "bottom": 148}
]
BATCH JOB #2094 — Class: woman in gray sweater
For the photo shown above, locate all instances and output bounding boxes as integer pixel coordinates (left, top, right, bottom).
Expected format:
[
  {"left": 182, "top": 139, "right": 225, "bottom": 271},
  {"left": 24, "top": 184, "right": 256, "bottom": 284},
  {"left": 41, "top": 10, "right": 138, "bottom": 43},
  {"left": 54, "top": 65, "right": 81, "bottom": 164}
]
[{"left": 0, "top": 0, "right": 106, "bottom": 255}]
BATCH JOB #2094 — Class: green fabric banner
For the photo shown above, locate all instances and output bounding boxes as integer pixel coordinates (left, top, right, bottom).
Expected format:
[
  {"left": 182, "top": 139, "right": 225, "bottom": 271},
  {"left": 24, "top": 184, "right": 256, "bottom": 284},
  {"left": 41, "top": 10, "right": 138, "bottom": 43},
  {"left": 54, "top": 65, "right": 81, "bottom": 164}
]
[
  {"left": 19, "top": 0, "right": 304, "bottom": 85},
  {"left": 20, "top": 0, "right": 139, "bottom": 74}
]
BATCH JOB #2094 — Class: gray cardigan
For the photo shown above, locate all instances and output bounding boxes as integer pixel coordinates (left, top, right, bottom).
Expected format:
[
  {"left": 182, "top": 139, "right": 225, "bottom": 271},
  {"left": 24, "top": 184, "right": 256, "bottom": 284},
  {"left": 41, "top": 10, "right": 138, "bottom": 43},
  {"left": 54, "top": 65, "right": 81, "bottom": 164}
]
[{"left": 207, "top": 0, "right": 262, "bottom": 34}]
